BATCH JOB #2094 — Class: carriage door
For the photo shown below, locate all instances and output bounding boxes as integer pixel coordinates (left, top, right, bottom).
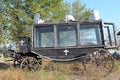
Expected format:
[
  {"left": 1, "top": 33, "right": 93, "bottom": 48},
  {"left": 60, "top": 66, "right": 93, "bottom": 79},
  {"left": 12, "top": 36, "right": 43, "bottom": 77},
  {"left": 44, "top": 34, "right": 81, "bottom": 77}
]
[{"left": 103, "top": 23, "right": 117, "bottom": 47}]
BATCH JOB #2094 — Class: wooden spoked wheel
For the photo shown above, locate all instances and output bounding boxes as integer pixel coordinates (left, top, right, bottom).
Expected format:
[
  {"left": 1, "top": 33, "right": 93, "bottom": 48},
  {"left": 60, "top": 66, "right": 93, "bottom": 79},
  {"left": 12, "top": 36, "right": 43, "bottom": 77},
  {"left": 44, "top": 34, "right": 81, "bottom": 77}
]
[
  {"left": 82, "top": 49, "right": 114, "bottom": 76},
  {"left": 20, "top": 57, "right": 41, "bottom": 71}
]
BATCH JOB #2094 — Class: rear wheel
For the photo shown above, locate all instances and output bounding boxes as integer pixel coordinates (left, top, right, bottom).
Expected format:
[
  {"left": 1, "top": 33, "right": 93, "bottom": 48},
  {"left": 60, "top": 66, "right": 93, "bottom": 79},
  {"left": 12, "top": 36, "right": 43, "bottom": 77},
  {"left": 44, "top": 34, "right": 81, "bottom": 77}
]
[{"left": 82, "top": 49, "right": 114, "bottom": 76}]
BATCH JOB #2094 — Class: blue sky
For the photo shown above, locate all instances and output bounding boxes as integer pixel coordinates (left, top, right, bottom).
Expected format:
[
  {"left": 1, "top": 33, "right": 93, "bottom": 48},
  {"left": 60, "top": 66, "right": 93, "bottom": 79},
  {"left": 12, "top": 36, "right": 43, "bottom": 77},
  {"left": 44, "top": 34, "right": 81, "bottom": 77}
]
[{"left": 64, "top": 0, "right": 120, "bottom": 31}]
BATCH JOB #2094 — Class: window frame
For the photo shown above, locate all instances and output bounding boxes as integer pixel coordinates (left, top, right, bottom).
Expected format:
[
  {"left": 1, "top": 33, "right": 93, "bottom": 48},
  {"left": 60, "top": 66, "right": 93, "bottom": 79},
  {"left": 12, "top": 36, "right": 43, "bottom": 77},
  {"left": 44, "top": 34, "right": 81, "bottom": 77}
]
[
  {"left": 79, "top": 23, "right": 103, "bottom": 46},
  {"left": 33, "top": 25, "right": 54, "bottom": 48},
  {"left": 32, "top": 21, "right": 104, "bottom": 49}
]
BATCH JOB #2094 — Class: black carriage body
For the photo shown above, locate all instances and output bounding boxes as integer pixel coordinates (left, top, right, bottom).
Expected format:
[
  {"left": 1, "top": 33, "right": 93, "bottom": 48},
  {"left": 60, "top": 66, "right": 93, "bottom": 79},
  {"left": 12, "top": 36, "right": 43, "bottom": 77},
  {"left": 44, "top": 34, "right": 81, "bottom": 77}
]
[{"left": 20, "top": 20, "right": 117, "bottom": 61}]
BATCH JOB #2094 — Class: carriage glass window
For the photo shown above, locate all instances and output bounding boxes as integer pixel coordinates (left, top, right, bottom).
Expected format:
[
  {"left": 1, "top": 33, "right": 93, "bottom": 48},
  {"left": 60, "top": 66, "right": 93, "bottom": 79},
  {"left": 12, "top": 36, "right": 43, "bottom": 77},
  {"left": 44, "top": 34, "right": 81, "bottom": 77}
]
[
  {"left": 58, "top": 25, "right": 77, "bottom": 47},
  {"left": 80, "top": 24, "right": 102, "bottom": 45},
  {"left": 34, "top": 26, "right": 54, "bottom": 47}
]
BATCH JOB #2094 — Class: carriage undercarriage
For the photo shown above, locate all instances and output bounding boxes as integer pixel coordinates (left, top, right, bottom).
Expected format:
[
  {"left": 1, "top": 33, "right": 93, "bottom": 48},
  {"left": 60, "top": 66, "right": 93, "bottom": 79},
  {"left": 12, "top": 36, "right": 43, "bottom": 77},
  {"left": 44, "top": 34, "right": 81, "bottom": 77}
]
[{"left": 10, "top": 48, "right": 114, "bottom": 76}]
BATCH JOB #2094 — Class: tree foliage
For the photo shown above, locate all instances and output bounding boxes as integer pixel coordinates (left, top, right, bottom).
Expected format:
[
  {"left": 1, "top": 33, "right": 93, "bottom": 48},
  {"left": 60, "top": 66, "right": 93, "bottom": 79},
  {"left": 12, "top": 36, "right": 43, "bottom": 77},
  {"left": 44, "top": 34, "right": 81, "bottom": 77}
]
[
  {"left": 0, "top": 0, "right": 68, "bottom": 43},
  {"left": 71, "top": 0, "right": 91, "bottom": 20}
]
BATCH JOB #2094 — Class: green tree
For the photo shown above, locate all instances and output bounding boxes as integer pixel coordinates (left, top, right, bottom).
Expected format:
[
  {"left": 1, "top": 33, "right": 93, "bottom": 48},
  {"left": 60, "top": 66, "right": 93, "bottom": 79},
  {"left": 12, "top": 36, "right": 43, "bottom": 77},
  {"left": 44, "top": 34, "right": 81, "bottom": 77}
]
[
  {"left": 0, "top": 0, "right": 68, "bottom": 42},
  {"left": 0, "top": 0, "right": 9, "bottom": 44},
  {"left": 25, "top": 0, "right": 68, "bottom": 22},
  {"left": 71, "top": 0, "right": 91, "bottom": 20}
]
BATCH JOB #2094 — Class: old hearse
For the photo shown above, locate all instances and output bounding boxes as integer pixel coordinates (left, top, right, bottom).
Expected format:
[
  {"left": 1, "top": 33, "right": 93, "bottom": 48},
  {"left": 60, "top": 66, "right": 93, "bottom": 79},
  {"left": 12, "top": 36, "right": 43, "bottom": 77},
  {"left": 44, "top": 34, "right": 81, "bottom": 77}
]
[{"left": 9, "top": 15, "right": 119, "bottom": 76}]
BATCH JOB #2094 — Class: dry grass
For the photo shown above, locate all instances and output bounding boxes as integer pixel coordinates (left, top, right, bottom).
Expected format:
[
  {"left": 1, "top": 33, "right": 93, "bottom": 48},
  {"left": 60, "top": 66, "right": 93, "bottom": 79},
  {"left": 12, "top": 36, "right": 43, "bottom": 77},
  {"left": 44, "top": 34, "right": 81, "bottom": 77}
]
[
  {"left": 0, "top": 69, "right": 25, "bottom": 80},
  {"left": 0, "top": 59, "right": 120, "bottom": 80},
  {"left": 0, "top": 68, "right": 69, "bottom": 80}
]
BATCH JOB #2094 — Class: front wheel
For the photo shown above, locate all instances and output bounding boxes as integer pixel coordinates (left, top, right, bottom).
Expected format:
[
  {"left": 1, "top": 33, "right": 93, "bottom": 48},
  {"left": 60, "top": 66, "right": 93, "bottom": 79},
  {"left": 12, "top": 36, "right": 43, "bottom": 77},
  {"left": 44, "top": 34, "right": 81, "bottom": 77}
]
[{"left": 20, "top": 57, "right": 41, "bottom": 71}]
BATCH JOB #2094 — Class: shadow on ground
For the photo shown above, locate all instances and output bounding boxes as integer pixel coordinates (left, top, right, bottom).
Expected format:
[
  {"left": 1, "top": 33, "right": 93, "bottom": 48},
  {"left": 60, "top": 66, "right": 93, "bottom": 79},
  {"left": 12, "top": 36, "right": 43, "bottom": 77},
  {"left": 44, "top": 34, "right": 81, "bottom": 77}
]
[{"left": 0, "top": 62, "right": 10, "bottom": 70}]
